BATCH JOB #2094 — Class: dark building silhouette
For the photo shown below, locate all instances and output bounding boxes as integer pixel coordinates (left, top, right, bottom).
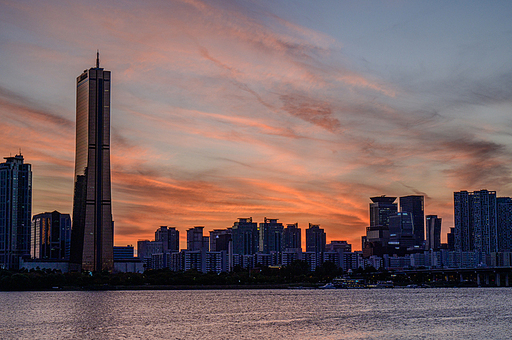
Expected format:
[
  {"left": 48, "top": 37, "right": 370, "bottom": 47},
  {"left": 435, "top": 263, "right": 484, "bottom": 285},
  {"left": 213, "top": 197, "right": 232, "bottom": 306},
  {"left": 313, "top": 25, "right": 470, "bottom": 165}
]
[
  {"left": 364, "top": 196, "right": 395, "bottom": 257},
  {"left": 425, "top": 215, "right": 442, "bottom": 251},
  {"left": 232, "top": 218, "right": 258, "bottom": 255},
  {"left": 137, "top": 240, "right": 163, "bottom": 261},
  {"left": 210, "top": 228, "right": 231, "bottom": 252},
  {"left": 497, "top": 197, "right": 512, "bottom": 252},
  {"left": 369, "top": 196, "right": 397, "bottom": 228},
  {"left": 389, "top": 212, "right": 415, "bottom": 252},
  {"left": 454, "top": 190, "right": 497, "bottom": 254},
  {"left": 399, "top": 195, "right": 424, "bottom": 247},
  {"left": 0, "top": 154, "right": 32, "bottom": 269},
  {"left": 187, "top": 226, "right": 208, "bottom": 251},
  {"left": 70, "top": 53, "right": 114, "bottom": 272},
  {"left": 155, "top": 226, "right": 179, "bottom": 252},
  {"left": 259, "top": 218, "right": 284, "bottom": 253},
  {"left": 283, "top": 223, "right": 301, "bottom": 250},
  {"left": 306, "top": 223, "right": 326, "bottom": 253},
  {"left": 31, "top": 211, "right": 71, "bottom": 260},
  {"left": 447, "top": 227, "right": 455, "bottom": 251}
]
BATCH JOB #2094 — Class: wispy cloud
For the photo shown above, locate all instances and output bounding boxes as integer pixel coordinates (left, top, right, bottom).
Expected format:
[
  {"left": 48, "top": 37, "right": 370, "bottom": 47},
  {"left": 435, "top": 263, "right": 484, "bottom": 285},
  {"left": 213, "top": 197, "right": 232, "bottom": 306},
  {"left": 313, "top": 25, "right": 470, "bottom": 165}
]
[{"left": 1, "top": 0, "right": 512, "bottom": 248}]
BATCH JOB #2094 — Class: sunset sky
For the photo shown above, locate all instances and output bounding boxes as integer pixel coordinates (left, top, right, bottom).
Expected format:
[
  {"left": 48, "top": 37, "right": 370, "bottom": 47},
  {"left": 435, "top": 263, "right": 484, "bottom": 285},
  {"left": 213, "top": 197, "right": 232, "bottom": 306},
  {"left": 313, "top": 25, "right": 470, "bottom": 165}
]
[{"left": 1, "top": 0, "right": 512, "bottom": 250}]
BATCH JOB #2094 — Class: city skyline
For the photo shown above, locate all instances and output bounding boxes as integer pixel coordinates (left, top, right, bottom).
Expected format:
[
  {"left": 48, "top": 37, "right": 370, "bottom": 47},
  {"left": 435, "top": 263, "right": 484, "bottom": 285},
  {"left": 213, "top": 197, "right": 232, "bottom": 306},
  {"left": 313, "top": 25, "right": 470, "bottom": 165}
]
[{"left": 2, "top": 1, "right": 512, "bottom": 250}]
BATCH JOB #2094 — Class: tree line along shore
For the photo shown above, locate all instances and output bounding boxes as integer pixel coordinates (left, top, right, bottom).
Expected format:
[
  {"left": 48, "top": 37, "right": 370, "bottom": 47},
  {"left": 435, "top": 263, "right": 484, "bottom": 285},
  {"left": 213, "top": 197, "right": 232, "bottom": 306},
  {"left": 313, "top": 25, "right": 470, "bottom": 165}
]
[{"left": 0, "top": 261, "right": 492, "bottom": 291}]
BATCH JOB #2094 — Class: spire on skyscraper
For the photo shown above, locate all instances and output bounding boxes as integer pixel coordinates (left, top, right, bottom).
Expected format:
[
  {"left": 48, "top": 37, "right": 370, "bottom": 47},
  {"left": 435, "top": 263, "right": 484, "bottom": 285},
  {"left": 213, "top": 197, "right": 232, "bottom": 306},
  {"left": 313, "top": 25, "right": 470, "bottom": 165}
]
[{"left": 96, "top": 50, "right": 100, "bottom": 68}]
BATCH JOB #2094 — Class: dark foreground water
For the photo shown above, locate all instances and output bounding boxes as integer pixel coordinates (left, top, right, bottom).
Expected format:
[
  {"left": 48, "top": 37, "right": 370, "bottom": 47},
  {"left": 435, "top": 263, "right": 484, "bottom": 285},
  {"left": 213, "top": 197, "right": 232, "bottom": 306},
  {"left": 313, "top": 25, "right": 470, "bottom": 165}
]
[{"left": 1, "top": 288, "right": 511, "bottom": 339}]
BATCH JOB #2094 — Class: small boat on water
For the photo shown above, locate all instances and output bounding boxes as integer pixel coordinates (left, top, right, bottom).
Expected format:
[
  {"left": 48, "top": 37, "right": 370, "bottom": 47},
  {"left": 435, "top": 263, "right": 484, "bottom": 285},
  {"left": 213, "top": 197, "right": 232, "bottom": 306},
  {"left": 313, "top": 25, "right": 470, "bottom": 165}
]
[
  {"left": 332, "top": 277, "right": 367, "bottom": 289},
  {"left": 319, "top": 282, "right": 336, "bottom": 289},
  {"left": 376, "top": 280, "right": 394, "bottom": 288}
]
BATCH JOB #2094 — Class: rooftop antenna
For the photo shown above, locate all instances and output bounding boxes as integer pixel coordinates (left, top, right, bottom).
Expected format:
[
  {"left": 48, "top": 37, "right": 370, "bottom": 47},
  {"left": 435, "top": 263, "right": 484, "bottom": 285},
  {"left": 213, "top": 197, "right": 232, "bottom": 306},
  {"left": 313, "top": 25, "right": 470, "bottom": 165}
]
[
  {"left": 18, "top": 148, "right": 22, "bottom": 156},
  {"left": 96, "top": 50, "right": 100, "bottom": 68}
]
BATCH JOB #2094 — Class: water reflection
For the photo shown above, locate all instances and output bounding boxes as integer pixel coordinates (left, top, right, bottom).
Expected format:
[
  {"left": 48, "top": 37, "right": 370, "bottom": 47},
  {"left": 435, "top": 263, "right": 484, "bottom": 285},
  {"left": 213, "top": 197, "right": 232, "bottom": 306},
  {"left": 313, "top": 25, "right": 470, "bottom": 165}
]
[{"left": 1, "top": 288, "right": 512, "bottom": 339}]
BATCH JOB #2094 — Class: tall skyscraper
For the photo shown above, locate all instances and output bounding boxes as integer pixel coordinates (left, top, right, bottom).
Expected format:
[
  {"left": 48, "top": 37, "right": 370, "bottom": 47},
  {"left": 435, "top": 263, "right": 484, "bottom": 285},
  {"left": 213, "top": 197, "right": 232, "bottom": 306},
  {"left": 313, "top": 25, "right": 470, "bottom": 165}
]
[
  {"left": 399, "top": 195, "right": 424, "bottom": 247},
  {"left": 454, "top": 190, "right": 497, "bottom": 254},
  {"left": 0, "top": 154, "right": 32, "bottom": 269},
  {"left": 425, "top": 215, "right": 442, "bottom": 251},
  {"left": 31, "top": 211, "right": 71, "bottom": 260},
  {"left": 70, "top": 53, "right": 114, "bottom": 272},
  {"left": 305, "top": 223, "right": 326, "bottom": 253}
]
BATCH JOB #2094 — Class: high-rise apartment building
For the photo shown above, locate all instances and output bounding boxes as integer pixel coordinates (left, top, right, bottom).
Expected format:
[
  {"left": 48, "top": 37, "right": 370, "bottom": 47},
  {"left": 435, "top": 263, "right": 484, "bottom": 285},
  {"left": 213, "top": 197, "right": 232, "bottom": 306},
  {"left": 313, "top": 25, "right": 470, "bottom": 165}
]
[
  {"left": 155, "top": 226, "right": 180, "bottom": 253},
  {"left": 283, "top": 223, "right": 301, "bottom": 250},
  {"left": 187, "top": 226, "right": 209, "bottom": 251},
  {"left": 454, "top": 191, "right": 471, "bottom": 251},
  {"left": 70, "top": 53, "right": 114, "bottom": 272},
  {"left": 306, "top": 223, "right": 326, "bottom": 253},
  {"left": 399, "top": 195, "right": 424, "bottom": 247},
  {"left": 0, "top": 154, "right": 32, "bottom": 269},
  {"left": 31, "top": 211, "right": 71, "bottom": 260},
  {"left": 210, "top": 228, "right": 232, "bottom": 252},
  {"left": 454, "top": 190, "right": 498, "bottom": 254},
  {"left": 425, "top": 215, "right": 442, "bottom": 251},
  {"left": 259, "top": 218, "right": 284, "bottom": 253},
  {"left": 231, "top": 218, "right": 258, "bottom": 255},
  {"left": 497, "top": 197, "right": 512, "bottom": 252}
]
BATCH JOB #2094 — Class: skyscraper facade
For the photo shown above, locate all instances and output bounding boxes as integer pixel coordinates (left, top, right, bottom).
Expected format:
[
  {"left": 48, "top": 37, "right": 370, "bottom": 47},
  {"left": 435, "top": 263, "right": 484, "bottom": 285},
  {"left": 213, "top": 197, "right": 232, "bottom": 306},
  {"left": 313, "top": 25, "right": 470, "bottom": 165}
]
[
  {"left": 369, "top": 196, "right": 397, "bottom": 228},
  {"left": 388, "top": 212, "right": 415, "bottom": 250},
  {"left": 70, "top": 54, "right": 114, "bottom": 272},
  {"left": 31, "top": 211, "right": 71, "bottom": 260},
  {"left": 399, "top": 195, "right": 424, "bottom": 247},
  {"left": 497, "top": 197, "right": 512, "bottom": 252},
  {"left": 454, "top": 191, "right": 471, "bottom": 251},
  {"left": 0, "top": 154, "right": 32, "bottom": 269},
  {"left": 425, "top": 215, "right": 442, "bottom": 251},
  {"left": 454, "top": 190, "right": 498, "bottom": 254},
  {"left": 364, "top": 196, "right": 396, "bottom": 256}
]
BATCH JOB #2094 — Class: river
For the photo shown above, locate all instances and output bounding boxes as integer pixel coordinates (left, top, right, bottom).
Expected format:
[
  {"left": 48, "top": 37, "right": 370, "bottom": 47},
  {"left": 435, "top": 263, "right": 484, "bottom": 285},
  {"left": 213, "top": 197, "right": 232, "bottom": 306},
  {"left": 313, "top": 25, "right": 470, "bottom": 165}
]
[{"left": 1, "top": 288, "right": 511, "bottom": 339}]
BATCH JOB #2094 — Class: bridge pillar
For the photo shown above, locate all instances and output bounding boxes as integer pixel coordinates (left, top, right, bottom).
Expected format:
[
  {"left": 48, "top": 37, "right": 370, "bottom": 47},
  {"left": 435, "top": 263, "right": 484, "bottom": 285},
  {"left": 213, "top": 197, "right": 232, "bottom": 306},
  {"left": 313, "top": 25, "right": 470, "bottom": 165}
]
[
  {"left": 477, "top": 273, "right": 481, "bottom": 286},
  {"left": 496, "top": 273, "right": 501, "bottom": 287}
]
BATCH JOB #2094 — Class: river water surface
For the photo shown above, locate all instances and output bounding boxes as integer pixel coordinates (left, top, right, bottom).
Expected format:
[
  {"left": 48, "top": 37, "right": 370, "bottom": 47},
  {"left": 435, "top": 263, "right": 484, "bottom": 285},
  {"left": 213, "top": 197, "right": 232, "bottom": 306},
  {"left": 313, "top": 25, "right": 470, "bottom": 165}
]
[{"left": 1, "top": 288, "right": 511, "bottom": 339}]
